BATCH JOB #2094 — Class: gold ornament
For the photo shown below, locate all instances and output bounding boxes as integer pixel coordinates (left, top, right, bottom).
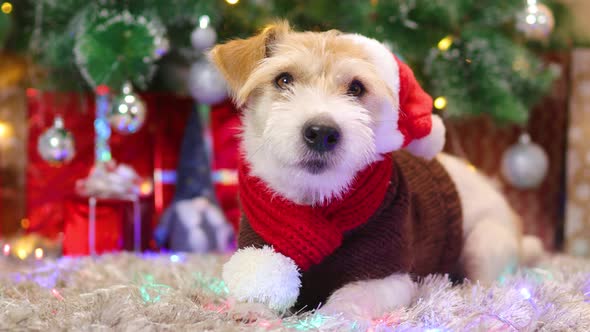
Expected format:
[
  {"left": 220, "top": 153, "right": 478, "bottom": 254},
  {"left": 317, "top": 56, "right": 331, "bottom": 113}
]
[
  {"left": 516, "top": 1, "right": 555, "bottom": 41},
  {"left": 108, "top": 82, "right": 147, "bottom": 135}
]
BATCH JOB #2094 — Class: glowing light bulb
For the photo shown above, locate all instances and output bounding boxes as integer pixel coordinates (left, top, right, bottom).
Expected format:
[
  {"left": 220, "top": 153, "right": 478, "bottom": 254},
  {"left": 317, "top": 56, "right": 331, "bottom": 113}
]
[
  {"left": 0, "top": 121, "right": 11, "bottom": 139},
  {"left": 21, "top": 218, "right": 30, "bottom": 229},
  {"left": 199, "top": 15, "right": 210, "bottom": 29},
  {"left": 433, "top": 96, "right": 447, "bottom": 110},
  {"left": 1, "top": 2, "right": 12, "bottom": 14},
  {"left": 17, "top": 248, "right": 27, "bottom": 260},
  {"left": 118, "top": 104, "right": 129, "bottom": 114},
  {"left": 437, "top": 36, "right": 453, "bottom": 52},
  {"left": 52, "top": 288, "right": 64, "bottom": 301},
  {"left": 226, "top": 0, "right": 239, "bottom": 4},
  {"left": 124, "top": 95, "right": 135, "bottom": 103},
  {"left": 520, "top": 287, "right": 532, "bottom": 300},
  {"left": 34, "top": 248, "right": 44, "bottom": 260},
  {"left": 170, "top": 254, "right": 180, "bottom": 263},
  {"left": 140, "top": 179, "right": 153, "bottom": 195},
  {"left": 3, "top": 244, "right": 10, "bottom": 256}
]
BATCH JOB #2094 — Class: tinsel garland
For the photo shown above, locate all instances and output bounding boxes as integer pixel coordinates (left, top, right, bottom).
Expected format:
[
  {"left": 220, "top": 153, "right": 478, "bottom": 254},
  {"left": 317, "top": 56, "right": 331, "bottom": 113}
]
[{"left": 0, "top": 253, "right": 589, "bottom": 331}]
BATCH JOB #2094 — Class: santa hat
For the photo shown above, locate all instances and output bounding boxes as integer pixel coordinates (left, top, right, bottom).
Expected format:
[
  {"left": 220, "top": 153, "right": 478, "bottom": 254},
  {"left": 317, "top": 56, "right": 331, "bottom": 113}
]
[{"left": 343, "top": 34, "right": 445, "bottom": 159}]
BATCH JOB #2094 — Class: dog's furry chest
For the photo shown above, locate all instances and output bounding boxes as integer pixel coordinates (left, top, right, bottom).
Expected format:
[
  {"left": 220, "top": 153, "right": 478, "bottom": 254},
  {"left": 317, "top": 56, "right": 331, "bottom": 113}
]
[{"left": 238, "top": 152, "right": 463, "bottom": 310}]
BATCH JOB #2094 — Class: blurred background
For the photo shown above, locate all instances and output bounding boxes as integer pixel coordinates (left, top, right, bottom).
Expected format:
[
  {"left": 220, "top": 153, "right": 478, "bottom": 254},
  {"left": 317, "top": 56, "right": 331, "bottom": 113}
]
[{"left": 0, "top": 0, "right": 589, "bottom": 260}]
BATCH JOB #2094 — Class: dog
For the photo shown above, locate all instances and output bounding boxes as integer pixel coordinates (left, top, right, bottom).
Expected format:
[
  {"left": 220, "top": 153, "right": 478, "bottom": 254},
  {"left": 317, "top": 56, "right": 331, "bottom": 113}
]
[{"left": 209, "top": 21, "right": 543, "bottom": 320}]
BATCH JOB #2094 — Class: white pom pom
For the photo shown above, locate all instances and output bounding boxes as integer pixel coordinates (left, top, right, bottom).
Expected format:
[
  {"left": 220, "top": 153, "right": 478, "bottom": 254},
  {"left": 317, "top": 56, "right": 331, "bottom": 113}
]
[
  {"left": 223, "top": 246, "right": 301, "bottom": 311},
  {"left": 406, "top": 114, "right": 446, "bottom": 160}
]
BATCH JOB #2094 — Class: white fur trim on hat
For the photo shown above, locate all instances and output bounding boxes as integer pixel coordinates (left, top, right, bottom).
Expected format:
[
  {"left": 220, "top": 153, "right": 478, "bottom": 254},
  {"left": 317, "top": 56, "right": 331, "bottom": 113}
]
[
  {"left": 222, "top": 246, "right": 301, "bottom": 311},
  {"left": 341, "top": 34, "right": 400, "bottom": 98},
  {"left": 405, "top": 114, "right": 446, "bottom": 160},
  {"left": 342, "top": 34, "right": 405, "bottom": 153}
]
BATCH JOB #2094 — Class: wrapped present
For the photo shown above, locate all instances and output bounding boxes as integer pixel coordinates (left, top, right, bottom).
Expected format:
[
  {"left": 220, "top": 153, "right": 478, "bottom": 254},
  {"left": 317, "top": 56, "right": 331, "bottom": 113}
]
[
  {"left": 63, "top": 195, "right": 153, "bottom": 256},
  {"left": 63, "top": 160, "right": 153, "bottom": 256},
  {"left": 26, "top": 91, "right": 194, "bottom": 238}
]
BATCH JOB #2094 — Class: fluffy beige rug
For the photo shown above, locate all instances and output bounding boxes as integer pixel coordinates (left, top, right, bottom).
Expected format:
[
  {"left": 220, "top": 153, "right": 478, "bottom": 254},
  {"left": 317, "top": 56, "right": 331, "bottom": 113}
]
[{"left": 1, "top": 253, "right": 589, "bottom": 331}]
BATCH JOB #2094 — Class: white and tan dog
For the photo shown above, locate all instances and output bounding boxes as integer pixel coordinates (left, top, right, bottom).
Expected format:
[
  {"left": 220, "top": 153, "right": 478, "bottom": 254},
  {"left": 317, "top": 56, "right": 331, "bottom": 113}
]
[{"left": 210, "top": 22, "right": 543, "bottom": 319}]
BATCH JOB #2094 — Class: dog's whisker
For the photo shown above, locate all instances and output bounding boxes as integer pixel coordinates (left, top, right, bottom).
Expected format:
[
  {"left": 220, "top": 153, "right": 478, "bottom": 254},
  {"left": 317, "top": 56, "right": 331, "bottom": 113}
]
[{"left": 249, "top": 136, "right": 273, "bottom": 159}]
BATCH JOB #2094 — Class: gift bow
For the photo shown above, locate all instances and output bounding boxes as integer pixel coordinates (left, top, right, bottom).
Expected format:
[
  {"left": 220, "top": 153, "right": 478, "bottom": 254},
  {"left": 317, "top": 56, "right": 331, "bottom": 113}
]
[{"left": 76, "top": 161, "right": 141, "bottom": 199}]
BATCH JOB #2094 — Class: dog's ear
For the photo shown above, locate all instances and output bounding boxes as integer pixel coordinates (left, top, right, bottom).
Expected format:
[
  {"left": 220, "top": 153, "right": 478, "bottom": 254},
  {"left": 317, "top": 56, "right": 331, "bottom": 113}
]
[{"left": 209, "top": 21, "right": 290, "bottom": 102}]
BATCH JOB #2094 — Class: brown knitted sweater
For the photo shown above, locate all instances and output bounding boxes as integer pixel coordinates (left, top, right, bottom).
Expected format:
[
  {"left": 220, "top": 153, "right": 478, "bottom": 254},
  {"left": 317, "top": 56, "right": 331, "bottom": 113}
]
[{"left": 238, "top": 151, "right": 463, "bottom": 310}]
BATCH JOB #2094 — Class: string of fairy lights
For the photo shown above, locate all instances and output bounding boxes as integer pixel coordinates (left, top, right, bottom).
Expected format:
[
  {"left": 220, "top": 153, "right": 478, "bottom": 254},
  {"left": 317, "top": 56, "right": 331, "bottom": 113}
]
[{"left": 1, "top": 250, "right": 589, "bottom": 330}]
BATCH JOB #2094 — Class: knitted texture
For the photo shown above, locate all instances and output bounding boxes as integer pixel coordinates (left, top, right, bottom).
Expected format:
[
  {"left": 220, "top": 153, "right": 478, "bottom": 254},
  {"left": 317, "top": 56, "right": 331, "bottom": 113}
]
[
  {"left": 238, "top": 152, "right": 463, "bottom": 310},
  {"left": 237, "top": 155, "right": 394, "bottom": 271},
  {"left": 395, "top": 55, "right": 434, "bottom": 147}
]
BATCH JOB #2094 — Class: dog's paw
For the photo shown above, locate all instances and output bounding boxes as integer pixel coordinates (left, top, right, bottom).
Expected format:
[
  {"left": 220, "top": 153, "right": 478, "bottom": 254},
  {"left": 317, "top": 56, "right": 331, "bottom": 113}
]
[
  {"left": 320, "top": 274, "right": 416, "bottom": 321},
  {"left": 222, "top": 246, "right": 301, "bottom": 312},
  {"left": 319, "top": 282, "right": 377, "bottom": 320},
  {"left": 228, "top": 300, "right": 279, "bottom": 323}
]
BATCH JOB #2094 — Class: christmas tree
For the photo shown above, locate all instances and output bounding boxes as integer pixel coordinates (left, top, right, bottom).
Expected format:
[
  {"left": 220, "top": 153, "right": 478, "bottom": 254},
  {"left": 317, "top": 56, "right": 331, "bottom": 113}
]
[{"left": 2, "top": 0, "right": 573, "bottom": 124}]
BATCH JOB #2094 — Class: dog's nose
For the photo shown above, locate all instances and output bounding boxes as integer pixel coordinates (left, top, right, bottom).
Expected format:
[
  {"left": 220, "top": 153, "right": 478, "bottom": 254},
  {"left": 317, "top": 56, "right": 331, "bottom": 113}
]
[{"left": 302, "top": 123, "right": 341, "bottom": 152}]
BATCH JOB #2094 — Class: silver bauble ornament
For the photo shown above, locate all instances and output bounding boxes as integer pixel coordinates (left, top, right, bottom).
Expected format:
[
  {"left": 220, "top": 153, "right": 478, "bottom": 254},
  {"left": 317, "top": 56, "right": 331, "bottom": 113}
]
[
  {"left": 189, "top": 59, "right": 228, "bottom": 105},
  {"left": 38, "top": 116, "right": 76, "bottom": 165},
  {"left": 516, "top": 2, "right": 554, "bottom": 41},
  {"left": 108, "top": 82, "right": 147, "bottom": 134},
  {"left": 501, "top": 133, "right": 549, "bottom": 189},
  {"left": 191, "top": 15, "right": 217, "bottom": 51}
]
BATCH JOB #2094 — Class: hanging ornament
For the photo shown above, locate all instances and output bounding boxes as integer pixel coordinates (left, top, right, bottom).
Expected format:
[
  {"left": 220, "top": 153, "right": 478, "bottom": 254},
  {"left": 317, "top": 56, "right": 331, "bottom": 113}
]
[
  {"left": 501, "top": 133, "right": 548, "bottom": 189},
  {"left": 191, "top": 15, "right": 217, "bottom": 51},
  {"left": 516, "top": 0, "right": 555, "bottom": 41},
  {"left": 189, "top": 59, "right": 228, "bottom": 105},
  {"left": 37, "top": 116, "right": 76, "bottom": 165},
  {"left": 108, "top": 82, "right": 147, "bottom": 134}
]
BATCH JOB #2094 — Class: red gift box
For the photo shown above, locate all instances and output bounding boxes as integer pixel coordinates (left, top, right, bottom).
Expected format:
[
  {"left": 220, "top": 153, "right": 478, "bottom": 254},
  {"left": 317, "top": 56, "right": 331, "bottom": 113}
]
[
  {"left": 62, "top": 195, "right": 154, "bottom": 256},
  {"left": 26, "top": 91, "right": 193, "bottom": 239}
]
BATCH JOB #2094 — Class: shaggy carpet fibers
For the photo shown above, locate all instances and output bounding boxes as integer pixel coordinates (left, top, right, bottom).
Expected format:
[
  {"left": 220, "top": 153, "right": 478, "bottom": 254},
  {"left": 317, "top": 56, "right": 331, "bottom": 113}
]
[{"left": 1, "top": 253, "right": 590, "bottom": 331}]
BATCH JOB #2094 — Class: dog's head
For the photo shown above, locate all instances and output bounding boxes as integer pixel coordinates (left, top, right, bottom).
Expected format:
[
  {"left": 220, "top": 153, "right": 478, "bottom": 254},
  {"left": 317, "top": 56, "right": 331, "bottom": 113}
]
[{"left": 210, "top": 22, "right": 443, "bottom": 205}]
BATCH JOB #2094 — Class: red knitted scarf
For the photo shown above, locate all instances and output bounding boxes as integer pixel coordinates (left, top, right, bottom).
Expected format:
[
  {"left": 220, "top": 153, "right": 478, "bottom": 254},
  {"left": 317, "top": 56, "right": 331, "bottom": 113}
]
[{"left": 238, "top": 154, "right": 394, "bottom": 270}]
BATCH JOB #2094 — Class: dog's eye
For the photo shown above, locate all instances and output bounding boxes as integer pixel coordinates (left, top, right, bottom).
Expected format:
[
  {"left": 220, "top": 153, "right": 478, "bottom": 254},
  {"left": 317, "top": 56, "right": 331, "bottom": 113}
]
[
  {"left": 347, "top": 80, "right": 365, "bottom": 97},
  {"left": 274, "top": 72, "right": 294, "bottom": 90}
]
